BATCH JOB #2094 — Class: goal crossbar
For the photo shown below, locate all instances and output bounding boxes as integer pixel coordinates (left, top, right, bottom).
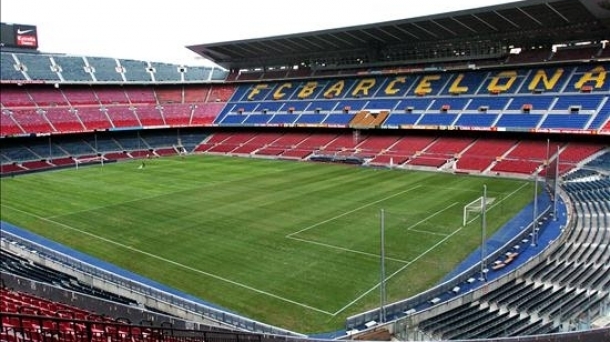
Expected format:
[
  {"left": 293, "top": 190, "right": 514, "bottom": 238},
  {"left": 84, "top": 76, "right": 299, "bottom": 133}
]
[
  {"left": 463, "top": 196, "right": 496, "bottom": 226},
  {"left": 74, "top": 156, "right": 105, "bottom": 169}
]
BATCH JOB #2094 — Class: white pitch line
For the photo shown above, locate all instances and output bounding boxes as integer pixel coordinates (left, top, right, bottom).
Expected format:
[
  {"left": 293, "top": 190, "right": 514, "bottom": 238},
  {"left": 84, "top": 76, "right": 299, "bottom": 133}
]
[
  {"left": 406, "top": 202, "right": 459, "bottom": 233},
  {"left": 286, "top": 236, "right": 410, "bottom": 264},
  {"left": 332, "top": 181, "right": 531, "bottom": 316},
  {"left": 1, "top": 203, "right": 335, "bottom": 316},
  {"left": 286, "top": 185, "right": 422, "bottom": 238},
  {"left": 332, "top": 223, "right": 464, "bottom": 316},
  {"left": 407, "top": 228, "right": 449, "bottom": 236},
  {"left": 465, "top": 182, "right": 529, "bottom": 225}
]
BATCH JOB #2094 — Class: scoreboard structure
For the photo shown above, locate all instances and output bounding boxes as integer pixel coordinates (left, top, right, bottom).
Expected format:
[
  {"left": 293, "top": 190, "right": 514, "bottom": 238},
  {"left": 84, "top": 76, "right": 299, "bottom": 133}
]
[{"left": 1, "top": 22, "right": 38, "bottom": 50}]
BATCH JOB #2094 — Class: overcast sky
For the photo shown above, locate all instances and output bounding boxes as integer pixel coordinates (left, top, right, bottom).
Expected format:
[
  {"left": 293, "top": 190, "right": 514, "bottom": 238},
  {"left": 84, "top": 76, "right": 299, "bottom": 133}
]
[{"left": 1, "top": 0, "right": 521, "bottom": 67}]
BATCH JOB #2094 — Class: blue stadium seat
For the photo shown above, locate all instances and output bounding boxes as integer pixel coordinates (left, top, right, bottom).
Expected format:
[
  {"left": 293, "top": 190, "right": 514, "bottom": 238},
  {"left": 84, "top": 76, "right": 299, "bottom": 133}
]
[
  {"left": 0, "top": 52, "right": 27, "bottom": 81},
  {"left": 417, "top": 113, "right": 458, "bottom": 126},
  {"left": 86, "top": 57, "right": 124, "bottom": 82},
  {"left": 455, "top": 114, "right": 498, "bottom": 128},
  {"left": 382, "top": 113, "right": 421, "bottom": 127},
  {"left": 495, "top": 114, "right": 543, "bottom": 129},
  {"left": 183, "top": 66, "right": 212, "bottom": 81},
  {"left": 149, "top": 62, "right": 183, "bottom": 82},
  {"left": 14, "top": 52, "right": 60, "bottom": 81},
  {"left": 539, "top": 114, "right": 591, "bottom": 130},
  {"left": 120, "top": 59, "right": 152, "bottom": 82},
  {"left": 54, "top": 55, "right": 93, "bottom": 82}
]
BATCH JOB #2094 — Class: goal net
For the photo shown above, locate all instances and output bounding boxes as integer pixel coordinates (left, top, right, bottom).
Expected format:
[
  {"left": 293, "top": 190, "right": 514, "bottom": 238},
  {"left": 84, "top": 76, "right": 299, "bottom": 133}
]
[
  {"left": 74, "top": 155, "right": 105, "bottom": 169},
  {"left": 463, "top": 196, "right": 496, "bottom": 226}
]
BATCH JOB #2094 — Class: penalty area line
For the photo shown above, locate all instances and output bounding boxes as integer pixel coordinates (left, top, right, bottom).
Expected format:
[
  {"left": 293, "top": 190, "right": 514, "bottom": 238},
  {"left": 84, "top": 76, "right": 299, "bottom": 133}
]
[
  {"left": 405, "top": 202, "right": 459, "bottom": 236},
  {"left": 286, "top": 185, "right": 422, "bottom": 238},
  {"left": 332, "top": 220, "right": 466, "bottom": 317},
  {"left": 1, "top": 203, "right": 334, "bottom": 316},
  {"left": 286, "top": 235, "right": 411, "bottom": 264}
]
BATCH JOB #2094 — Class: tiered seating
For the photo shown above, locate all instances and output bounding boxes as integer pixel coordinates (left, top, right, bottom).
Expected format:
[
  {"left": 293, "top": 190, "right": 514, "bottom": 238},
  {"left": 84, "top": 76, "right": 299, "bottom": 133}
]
[
  {"left": 160, "top": 103, "right": 192, "bottom": 126},
  {"left": 154, "top": 147, "right": 177, "bottom": 156},
  {"left": 190, "top": 103, "right": 224, "bottom": 125},
  {"left": 0, "top": 52, "right": 26, "bottom": 81},
  {"left": 0, "top": 87, "right": 34, "bottom": 106},
  {"left": 21, "top": 160, "right": 53, "bottom": 171},
  {"left": 9, "top": 108, "right": 54, "bottom": 134},
  {"left": 355, "top": 135, "right": 401, "bottom": 159},
  {"left": 14, "top": 52, "right": 60, "bottom": 81},
  {"left": 319, "top": 134, "right": 364, "bottom": 154},
  {"left": 0, "top": 112, "right": 25, "bottom": 136},
  {"left": 27, "top": 88, "right": 68, "bottom": 107},
  {"left": 211, "top": 68, "right": 230, "bottom": 81},
  {"left": 231, "top": 132, "right": 283, "bottom": 155},
  {"left": 43, "top": 107, "right": 85, "bottom": 132},
  {"left": 93, "top": 87, "right": 129, "bottom": 104},
  {"left": 456, "top": 139, "right": 517, "bottom": 172},
  {"left": 150, "top": 61, "right": 183, "bottom": 82},
  {"left": 75, "top": 107, "right": 112, "bottom": 131},
  {"left": 205, "top": 132, "right": 257, "bottom": 153},
  {"left": 1, "top": 288, "right": 90, "bottom": 319},
  {"left": 1, "top": 163, "right": 27, "bottom": 173},
  {"left": 53, "top": 55, "right": 92, "bottom": 82},
  {"left": 418, "top": 167, "right": 609, "bottom": 340},
  {"left": 538, "top": 114, "right": 591, "bottom": 130},
  {"left": 184, "top": 85, "right": 211, "bottom": 103},
  {"left": 49, "top": 157, "right": 75, "bottom": 167},
  {"left": 587, "top": 101, "right": 609, "bottom": 130},
  {"left": 183, "top": 66, "right": 212, "bottom": 81},
  {"left": 133, "top": 106, "right": 165, "bottom": 126},
  {"left": 103, "top": 151, "right": 131, "bottom": 160},
  {"left": 62, "top": 87, "right": 99, "bottom": 105},
  {"left": 86, "top": 57, "right": 123, "bottom": 82},
  {"left": 208, "top": 84, "right": 236, "bottom": 102},
  {"left": 254, "top": 132, "right": 311, "bottom": 157},
  {"left": 492, "top": 140, "right": 563, "bottom": 175},
  {"left": 119, "top": 59, "right": 152, "bottom": 82},
  {"left": 373, "top": 135, "right": 436, "bottom": 165},
  {"left": 156, "top": 86, "right": 183, "bottom": 103},
  {"left": 282, "top": 133, "right": 338, "bottom": 159},
  {"left": 105, "top": 106, "right": 141, "bottom": 128},
  {"left": 125, "top": 87, "right": 156, "bottom": 104},
  {"left": 408, "top": 137, "right": 473, "bottom": 167},
  {"left": 559, "top": 143, "right": 605, "bottom": 165}
]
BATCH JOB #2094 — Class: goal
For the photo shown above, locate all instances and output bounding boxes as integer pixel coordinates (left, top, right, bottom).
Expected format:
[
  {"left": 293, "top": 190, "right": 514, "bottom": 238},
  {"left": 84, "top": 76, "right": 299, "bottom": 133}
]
[
  {"left": 74, "top": 155, "right": 105, "bottom": 169},
  {"left": 463, "top": 196, "right": 495, "bottom": 226}
]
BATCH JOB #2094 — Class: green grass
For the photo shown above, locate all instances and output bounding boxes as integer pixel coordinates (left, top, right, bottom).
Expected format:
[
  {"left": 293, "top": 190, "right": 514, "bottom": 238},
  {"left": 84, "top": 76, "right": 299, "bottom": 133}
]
[{"left": 0, "top": 155, "right": 533, "bottom": 333}]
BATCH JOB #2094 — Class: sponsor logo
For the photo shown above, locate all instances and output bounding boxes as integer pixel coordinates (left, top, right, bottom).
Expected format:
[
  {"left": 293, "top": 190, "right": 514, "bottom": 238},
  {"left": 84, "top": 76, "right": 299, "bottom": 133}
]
[
  {"left": 16, "top": 28, "right": 34, "bottom": 35},
  {"left": 17, "top": 35, "right": 37, "bottom": 47}
]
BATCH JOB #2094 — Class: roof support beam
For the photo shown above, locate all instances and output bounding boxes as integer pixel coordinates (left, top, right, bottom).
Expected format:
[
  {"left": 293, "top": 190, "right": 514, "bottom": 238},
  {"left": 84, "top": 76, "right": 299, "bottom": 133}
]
[
  {"left": 545, "top": 2, "right": 570, "bottom": 23},
  {"left": 411, "top": 22, "right": 439, "bottom": 38},
  {"left": 391, "top": 25, "right": 420, "bottom": 40},
  {"left": 451, "top": 17, "right": 478, "bottom": 33},
  {"left": 471, "top": 13, "right": 498, "bottom": 31},
  {"left": 430, "top": 19, "right": 458, "bottom": 36},
  {"left": 517, "top": 7, "right": 544, "bottom": 27},
  {"left": 493, "top": 10, "right": 520, "bottom": 29}
]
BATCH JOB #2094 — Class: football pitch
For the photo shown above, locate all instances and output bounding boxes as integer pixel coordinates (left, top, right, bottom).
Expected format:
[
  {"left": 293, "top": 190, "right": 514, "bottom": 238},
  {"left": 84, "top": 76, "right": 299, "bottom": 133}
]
[{"left": 0, "top": 155, "right": 534, "bottom": 333}]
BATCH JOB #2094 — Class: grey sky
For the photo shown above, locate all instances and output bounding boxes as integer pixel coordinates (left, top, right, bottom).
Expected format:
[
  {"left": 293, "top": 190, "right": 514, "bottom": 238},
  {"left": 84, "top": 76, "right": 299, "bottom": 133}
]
[{"left": 1, "top": 0, "right": 521, "bottom": 66}]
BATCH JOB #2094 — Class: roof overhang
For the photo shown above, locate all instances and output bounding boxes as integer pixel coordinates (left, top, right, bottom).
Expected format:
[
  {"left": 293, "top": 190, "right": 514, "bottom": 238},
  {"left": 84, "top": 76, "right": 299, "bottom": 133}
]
[{"left": 187, "top": 0, "right": 610, "bottom": 70}]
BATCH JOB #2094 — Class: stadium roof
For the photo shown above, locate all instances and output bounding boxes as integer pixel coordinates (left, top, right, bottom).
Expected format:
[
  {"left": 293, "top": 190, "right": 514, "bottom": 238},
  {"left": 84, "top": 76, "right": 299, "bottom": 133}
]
[{"left": 187, "top": 0, "right": 610, "bottom": 70}]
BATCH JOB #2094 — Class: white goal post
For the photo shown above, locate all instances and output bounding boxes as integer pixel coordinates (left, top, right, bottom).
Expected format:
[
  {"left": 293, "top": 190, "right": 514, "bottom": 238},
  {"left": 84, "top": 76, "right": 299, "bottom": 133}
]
[
  {"left": 74, "top": 155, "right": 105, "bottom": 169},
  {"left": 463, "top": 196, "right": 495, "bottom": 226}
]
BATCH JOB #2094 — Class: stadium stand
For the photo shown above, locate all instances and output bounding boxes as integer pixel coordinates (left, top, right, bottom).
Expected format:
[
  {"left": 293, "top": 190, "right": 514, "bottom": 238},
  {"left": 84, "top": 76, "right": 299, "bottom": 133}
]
[{"left": 1, "top": 0, "right": 609, "bottom": 340}]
